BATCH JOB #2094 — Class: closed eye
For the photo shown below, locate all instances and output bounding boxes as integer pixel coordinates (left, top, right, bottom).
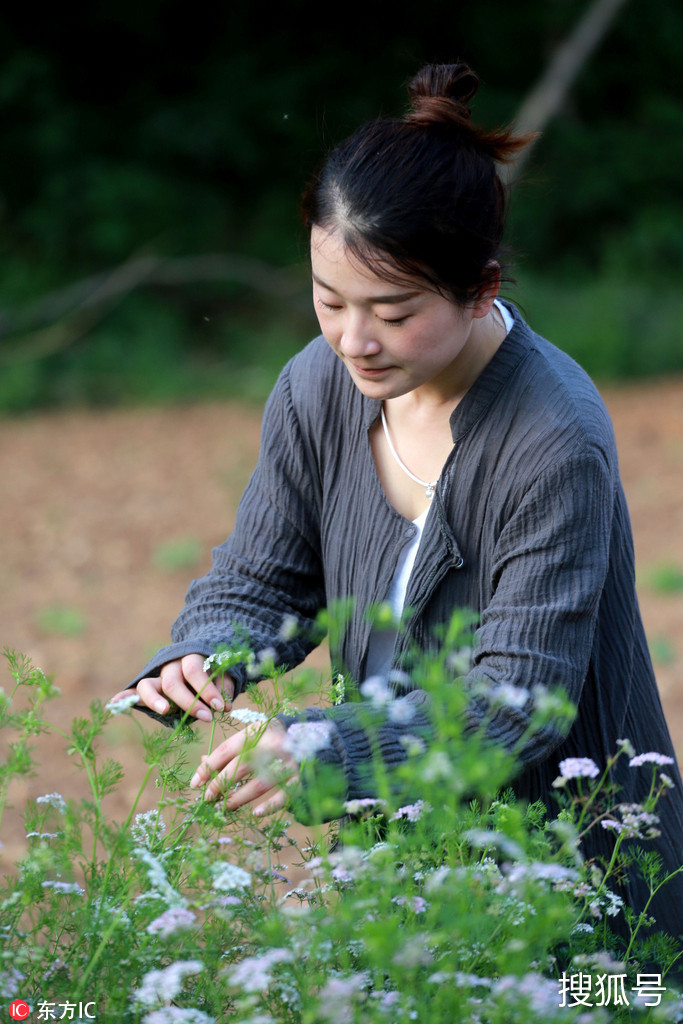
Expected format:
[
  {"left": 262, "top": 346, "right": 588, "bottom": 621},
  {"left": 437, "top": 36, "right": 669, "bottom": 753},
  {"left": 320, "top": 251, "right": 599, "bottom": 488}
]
[
  {"left": 317, "top": 298, "right": 342, "bottom": 312},
  {"left": 379, "top": 315, "right": 409, "bottom": 326},
  {"left": 316, "top": 296, "right": 409, "bottom": 324}
]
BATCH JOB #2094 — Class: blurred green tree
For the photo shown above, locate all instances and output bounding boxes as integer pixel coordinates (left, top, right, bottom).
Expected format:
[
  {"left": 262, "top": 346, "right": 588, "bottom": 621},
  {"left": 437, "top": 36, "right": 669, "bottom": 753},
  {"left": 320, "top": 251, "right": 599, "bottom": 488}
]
[{"left": 0, "top": 0, "right": 681, "bottom": 408}]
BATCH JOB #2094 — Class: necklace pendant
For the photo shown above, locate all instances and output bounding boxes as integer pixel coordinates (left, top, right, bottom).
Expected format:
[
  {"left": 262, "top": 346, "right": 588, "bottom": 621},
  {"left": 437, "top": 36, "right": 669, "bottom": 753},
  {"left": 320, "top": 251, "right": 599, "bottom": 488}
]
[{"left": 425, "top": 482, "right": 435, "bottom": 500}]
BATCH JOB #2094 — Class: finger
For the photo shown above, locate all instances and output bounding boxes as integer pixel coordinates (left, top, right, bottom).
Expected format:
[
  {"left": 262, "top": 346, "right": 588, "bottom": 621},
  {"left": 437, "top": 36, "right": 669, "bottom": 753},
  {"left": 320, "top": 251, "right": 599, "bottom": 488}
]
[
  {"left": 109, "top": 689, "right": 136, "bottom": 703},
  {"left": 203, "top": 757, "right": 253, "bottom": 803},
  {"left": 158, "top": 661, "right": 213, "bottom": 721},
  {"left": 181, "top": 654, "right": 234, "bottom": 712},
  {"left": 222, "top": 774, "right": 279, "bottom": 810},
  {"left": 253, "top": 789, "right": 289, "bottom": 816},
  {"left": 190, "top": 731, "right": 250, "bottom": 795},
  {"left": 136, "top": 676, "right": 174, "bottom": 716}
]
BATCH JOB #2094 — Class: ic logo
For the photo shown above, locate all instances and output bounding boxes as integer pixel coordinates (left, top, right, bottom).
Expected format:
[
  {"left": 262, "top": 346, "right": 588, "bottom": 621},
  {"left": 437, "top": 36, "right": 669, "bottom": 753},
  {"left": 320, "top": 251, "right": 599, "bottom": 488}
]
[{"left": 8, "top": 1002, "right": 30, "bottom": 1021}]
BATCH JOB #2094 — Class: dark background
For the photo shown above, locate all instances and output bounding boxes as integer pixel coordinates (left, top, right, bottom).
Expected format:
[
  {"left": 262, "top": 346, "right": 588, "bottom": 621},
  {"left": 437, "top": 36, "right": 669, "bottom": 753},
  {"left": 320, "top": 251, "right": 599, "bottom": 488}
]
[{"left": 1, "top": 0, "right": 682, "bottom": 410}]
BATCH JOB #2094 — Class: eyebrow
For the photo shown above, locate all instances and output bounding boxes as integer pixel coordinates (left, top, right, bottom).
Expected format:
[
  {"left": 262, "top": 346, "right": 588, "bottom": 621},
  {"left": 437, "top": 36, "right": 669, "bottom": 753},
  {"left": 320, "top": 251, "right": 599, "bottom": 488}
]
[{"left": 311, "top": 272, "right": 421, "bottom": 305}]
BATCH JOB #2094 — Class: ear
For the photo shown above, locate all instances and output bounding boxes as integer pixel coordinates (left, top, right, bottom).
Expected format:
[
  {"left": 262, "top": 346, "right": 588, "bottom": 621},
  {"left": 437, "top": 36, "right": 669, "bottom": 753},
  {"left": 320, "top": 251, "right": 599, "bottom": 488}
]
[{"left": 471, "top": 262, "right": 501, "bottom": 319}]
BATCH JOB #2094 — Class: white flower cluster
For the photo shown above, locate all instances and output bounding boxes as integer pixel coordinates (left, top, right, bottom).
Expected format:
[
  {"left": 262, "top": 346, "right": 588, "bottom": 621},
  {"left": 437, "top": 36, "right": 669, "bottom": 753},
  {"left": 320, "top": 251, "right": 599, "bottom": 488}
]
[
  {"left": 464, "top": 829, "right": 524, "bottom": 860},
  {"left": 0, "top": 966, "right": 25, "bottom": 999},
  {"left": 41, "top": 880, "right": 84, "bottom": 895},
  {"left": 223, "top": 948, "right": 294, "bottom": 994},
  {"left": 568, "top": 886, "right": 625, "bottom": 921},
  {"left": 342, "top": 797, "right": 387, "bottom": 816},
  {"left": 316, "top": 972, "right": 371, "bottom": 1022},
  {"left": 359, "top": 675, "right": 392, "bottom": 706},
  {"left": 246, "top": 647, "right": 278, "bottom": 679},
  {"left": 420, "top": 750, "right": 453, "bottom": 783},
  {"left": 392, "top": 933, "right": 434, "bottom": 969},
  {"left": 146, "top": 906, "right": 196, "bottom": 938},
  {"left": 629, "top": 751, "right": 675, "bottom": 768},
  {"left": 105, "top": 692, "right": 140, "bottom": 714},
  {"left": 502, "top": 861, "right": 579, "bottom": 888},
  {"left": 308, "top": 845, "right": 367, "bottom": 886},
  {"left": 132, "top": 847, "right": 187, "bottom": 909},
  {"left": 424, "top": 865, "right": 451, "bottom": 893},
  {"left": 553, "top": 757, "right": 600, "bottom": 786},
  {"left": 131, "top": 809, "right": 167, "bottom": 847},
  {"left": 332, "top": 673, "right": 346, "bottom": 705},
  {"left": 492, "top": 973, "right": 566, "bottom": 1016},
  {"left": 392, "top": 895, "right": 429, "bottom": 913},
  {"left": 36, "top": 792, "right": 67, "bottom": 813},
  {"left": 600, "top": 803, "right": 661, "bottom": 840},
  {"left": 132, "top": 960, "right": 204, "bottom": 1008},
  {"left": 210, "top": 861, "right": 251, "bottom": 891},
  {"left": 278, "top": 614, "right": 299, "bottom": 641},
  {"left": 282, "top": 721, "right": 332, "bottom": 762},
  {"left": 488, "top": 684, "right": 531, "bottom": 709},
  {"left": 389, "top": 800, "right": 426, "bottom": 823},
  {"left": 228, "top": 707, "right": 268, "bottom": 725},
  {"left": 204, "top": 646, "right": 254, "bottom": 674}
]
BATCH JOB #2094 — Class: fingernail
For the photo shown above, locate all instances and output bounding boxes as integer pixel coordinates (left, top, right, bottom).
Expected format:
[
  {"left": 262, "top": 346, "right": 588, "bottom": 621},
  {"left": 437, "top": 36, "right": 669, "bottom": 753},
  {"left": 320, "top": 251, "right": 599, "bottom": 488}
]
[
  {"left": 203, "top": 788, "right": 216, "bottom": 802},
  {"left": 190, "top": 773, "right": 201, "bottom": 788},
  {"left": 210, "top": 698, "right": 224, "bottom": 711},
  {"left": 154, "top": 699, "right": 167, "bottom": 713},
  {"left": 196, "top": 709, "right": 212, "bottom": 722}
]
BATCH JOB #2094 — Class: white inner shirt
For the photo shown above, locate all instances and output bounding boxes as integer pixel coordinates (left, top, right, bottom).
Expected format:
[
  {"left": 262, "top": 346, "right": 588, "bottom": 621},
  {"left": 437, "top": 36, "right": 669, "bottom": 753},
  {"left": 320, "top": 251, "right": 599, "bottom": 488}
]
[{"left": 364, "top": 300, "right": 512, "bottom": 679}]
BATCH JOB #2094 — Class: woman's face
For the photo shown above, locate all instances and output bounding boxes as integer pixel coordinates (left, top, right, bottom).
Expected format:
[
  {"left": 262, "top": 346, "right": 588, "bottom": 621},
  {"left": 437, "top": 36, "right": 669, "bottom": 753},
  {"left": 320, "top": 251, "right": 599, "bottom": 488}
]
[{"left": 310, "top": 226, "right": 496, "bottom": 401}]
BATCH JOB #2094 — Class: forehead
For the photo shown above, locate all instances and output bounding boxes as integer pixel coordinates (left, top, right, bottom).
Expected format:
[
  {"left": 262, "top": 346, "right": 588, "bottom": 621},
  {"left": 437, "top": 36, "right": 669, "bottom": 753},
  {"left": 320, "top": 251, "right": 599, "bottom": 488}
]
[{"left": 310, "top": 226, "right": 425, "bottom": 299}]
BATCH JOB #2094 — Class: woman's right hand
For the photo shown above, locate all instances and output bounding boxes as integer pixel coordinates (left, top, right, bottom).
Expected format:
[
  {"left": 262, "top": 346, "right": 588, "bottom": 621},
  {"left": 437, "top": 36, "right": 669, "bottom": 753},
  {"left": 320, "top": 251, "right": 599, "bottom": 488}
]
[{"left": 110, "top": 653, "right": 235, "bottom": 722}]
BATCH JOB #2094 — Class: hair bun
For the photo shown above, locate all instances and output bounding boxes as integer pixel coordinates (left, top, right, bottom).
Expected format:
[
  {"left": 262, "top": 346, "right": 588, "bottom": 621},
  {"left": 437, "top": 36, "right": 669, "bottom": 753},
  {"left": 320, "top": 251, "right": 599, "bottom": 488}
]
[{"left": 407, "top": 63, "right": 480, "bottom": 122}]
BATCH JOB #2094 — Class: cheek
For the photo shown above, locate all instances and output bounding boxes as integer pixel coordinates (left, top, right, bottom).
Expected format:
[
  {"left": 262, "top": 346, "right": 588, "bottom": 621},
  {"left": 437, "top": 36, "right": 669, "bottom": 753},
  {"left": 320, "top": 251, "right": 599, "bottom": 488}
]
[{"left": 317, "top": 313, "right": 342, "bottom": 347}]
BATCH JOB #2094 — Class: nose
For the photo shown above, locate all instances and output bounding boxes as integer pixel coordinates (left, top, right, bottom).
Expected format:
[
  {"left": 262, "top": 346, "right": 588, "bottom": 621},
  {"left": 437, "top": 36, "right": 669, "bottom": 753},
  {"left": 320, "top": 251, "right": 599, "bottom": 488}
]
[{"left": 339, "top": 312, "right": 382, "bottom": 360}]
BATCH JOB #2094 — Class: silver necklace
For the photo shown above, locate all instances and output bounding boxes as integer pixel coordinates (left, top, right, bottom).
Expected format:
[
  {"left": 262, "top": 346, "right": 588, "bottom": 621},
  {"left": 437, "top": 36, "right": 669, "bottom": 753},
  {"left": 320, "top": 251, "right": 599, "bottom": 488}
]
[{"left": 381, "top": 405, "right": 438, "bottom": 499}]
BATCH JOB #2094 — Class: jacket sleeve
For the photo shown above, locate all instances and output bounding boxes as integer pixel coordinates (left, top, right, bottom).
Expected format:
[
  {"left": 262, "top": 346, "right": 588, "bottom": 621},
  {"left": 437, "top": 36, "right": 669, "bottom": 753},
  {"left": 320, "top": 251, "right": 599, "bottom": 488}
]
[
  {"left": 459, "top": 451, "right": 615, "bottom": 766},
  {"left": 128, "top": 360, "right": 327, "bottom": 699},
  {"left": 276, "top": 450, "right": 616, "bottom": 801}
]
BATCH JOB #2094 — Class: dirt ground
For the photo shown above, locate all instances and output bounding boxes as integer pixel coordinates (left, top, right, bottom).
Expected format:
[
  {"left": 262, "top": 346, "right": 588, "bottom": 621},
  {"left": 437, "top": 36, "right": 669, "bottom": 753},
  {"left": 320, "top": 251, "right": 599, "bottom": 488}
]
[{"left": 1, "top": 380, "right": 682, "bottom": 868}]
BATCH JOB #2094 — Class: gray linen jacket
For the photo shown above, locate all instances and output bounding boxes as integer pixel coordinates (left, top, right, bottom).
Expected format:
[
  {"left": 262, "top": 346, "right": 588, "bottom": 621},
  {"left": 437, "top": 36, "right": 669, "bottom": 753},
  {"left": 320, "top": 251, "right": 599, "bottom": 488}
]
[{"left": 129, "top": 306, "right": 683, "bottom": 936}]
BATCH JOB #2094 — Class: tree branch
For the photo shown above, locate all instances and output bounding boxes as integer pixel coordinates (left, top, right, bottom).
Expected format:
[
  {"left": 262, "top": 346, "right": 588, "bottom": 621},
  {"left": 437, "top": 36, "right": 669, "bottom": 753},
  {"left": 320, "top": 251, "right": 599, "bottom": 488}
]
[
  {"left": 0, "top": 253, "right": 311, "bottom": 366},
  {"left": 504, "top": 0, "right": 631, "bottom": 184}
]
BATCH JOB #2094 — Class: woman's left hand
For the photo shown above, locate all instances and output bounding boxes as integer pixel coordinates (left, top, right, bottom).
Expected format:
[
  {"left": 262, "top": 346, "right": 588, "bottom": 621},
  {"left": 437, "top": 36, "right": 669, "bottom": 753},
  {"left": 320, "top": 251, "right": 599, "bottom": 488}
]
[{"left": 189, "top": 720, "right": 298, "bottom": 815}]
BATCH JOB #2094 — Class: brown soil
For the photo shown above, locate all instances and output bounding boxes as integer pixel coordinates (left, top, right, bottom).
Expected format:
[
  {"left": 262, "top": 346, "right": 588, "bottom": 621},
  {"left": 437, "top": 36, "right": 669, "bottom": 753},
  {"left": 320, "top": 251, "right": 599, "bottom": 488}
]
[{"left": 1, "top": 382, "right": 682, "bottom": 867}]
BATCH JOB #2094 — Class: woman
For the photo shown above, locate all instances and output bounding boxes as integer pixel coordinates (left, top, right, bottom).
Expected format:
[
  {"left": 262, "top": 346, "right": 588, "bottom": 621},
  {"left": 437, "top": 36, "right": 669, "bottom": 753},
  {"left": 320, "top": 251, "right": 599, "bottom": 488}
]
[{"left": 112, "top": 64, "right": 683, "bottom": 937}]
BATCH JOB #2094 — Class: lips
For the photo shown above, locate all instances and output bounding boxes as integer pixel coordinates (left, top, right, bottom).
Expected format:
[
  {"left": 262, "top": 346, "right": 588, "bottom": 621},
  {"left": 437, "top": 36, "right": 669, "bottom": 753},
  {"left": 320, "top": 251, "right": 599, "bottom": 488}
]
[{"left": 352, "top": 364, "right": 392, "bottom": 377}]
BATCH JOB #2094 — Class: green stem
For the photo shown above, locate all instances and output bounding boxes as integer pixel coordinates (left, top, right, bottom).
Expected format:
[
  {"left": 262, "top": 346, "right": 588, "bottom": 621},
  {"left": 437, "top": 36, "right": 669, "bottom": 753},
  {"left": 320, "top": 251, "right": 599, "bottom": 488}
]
[
  {"left": 622, "top": 863, "right": 683, "bottom": 965},
  {"left": 72, "top": 907, "right": 127, "bottom": 1001},
  {"left": 95, "top": 759, "right": 157, "bottom": 919}
]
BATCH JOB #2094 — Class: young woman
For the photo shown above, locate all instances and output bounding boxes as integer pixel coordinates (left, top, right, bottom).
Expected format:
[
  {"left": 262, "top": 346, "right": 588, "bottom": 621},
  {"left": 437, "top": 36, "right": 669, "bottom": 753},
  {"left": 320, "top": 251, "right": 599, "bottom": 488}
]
[{"left": 112, "top": 64, "right": 683, "bottom": 937}]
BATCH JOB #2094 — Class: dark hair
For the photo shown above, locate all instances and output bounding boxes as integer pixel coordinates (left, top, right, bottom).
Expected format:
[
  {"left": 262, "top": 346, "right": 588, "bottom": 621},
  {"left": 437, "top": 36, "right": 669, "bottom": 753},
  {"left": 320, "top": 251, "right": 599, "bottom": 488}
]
[{"left": 302, "top": 63, "right": 536, "bottom": 304}]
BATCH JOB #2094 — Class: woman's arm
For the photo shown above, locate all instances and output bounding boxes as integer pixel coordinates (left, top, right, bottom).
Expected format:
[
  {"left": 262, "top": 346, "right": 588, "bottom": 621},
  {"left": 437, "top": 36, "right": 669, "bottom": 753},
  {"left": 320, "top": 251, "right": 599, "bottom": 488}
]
[{"left": 119, "top": 360, "right": 327, "bottom": 723}]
